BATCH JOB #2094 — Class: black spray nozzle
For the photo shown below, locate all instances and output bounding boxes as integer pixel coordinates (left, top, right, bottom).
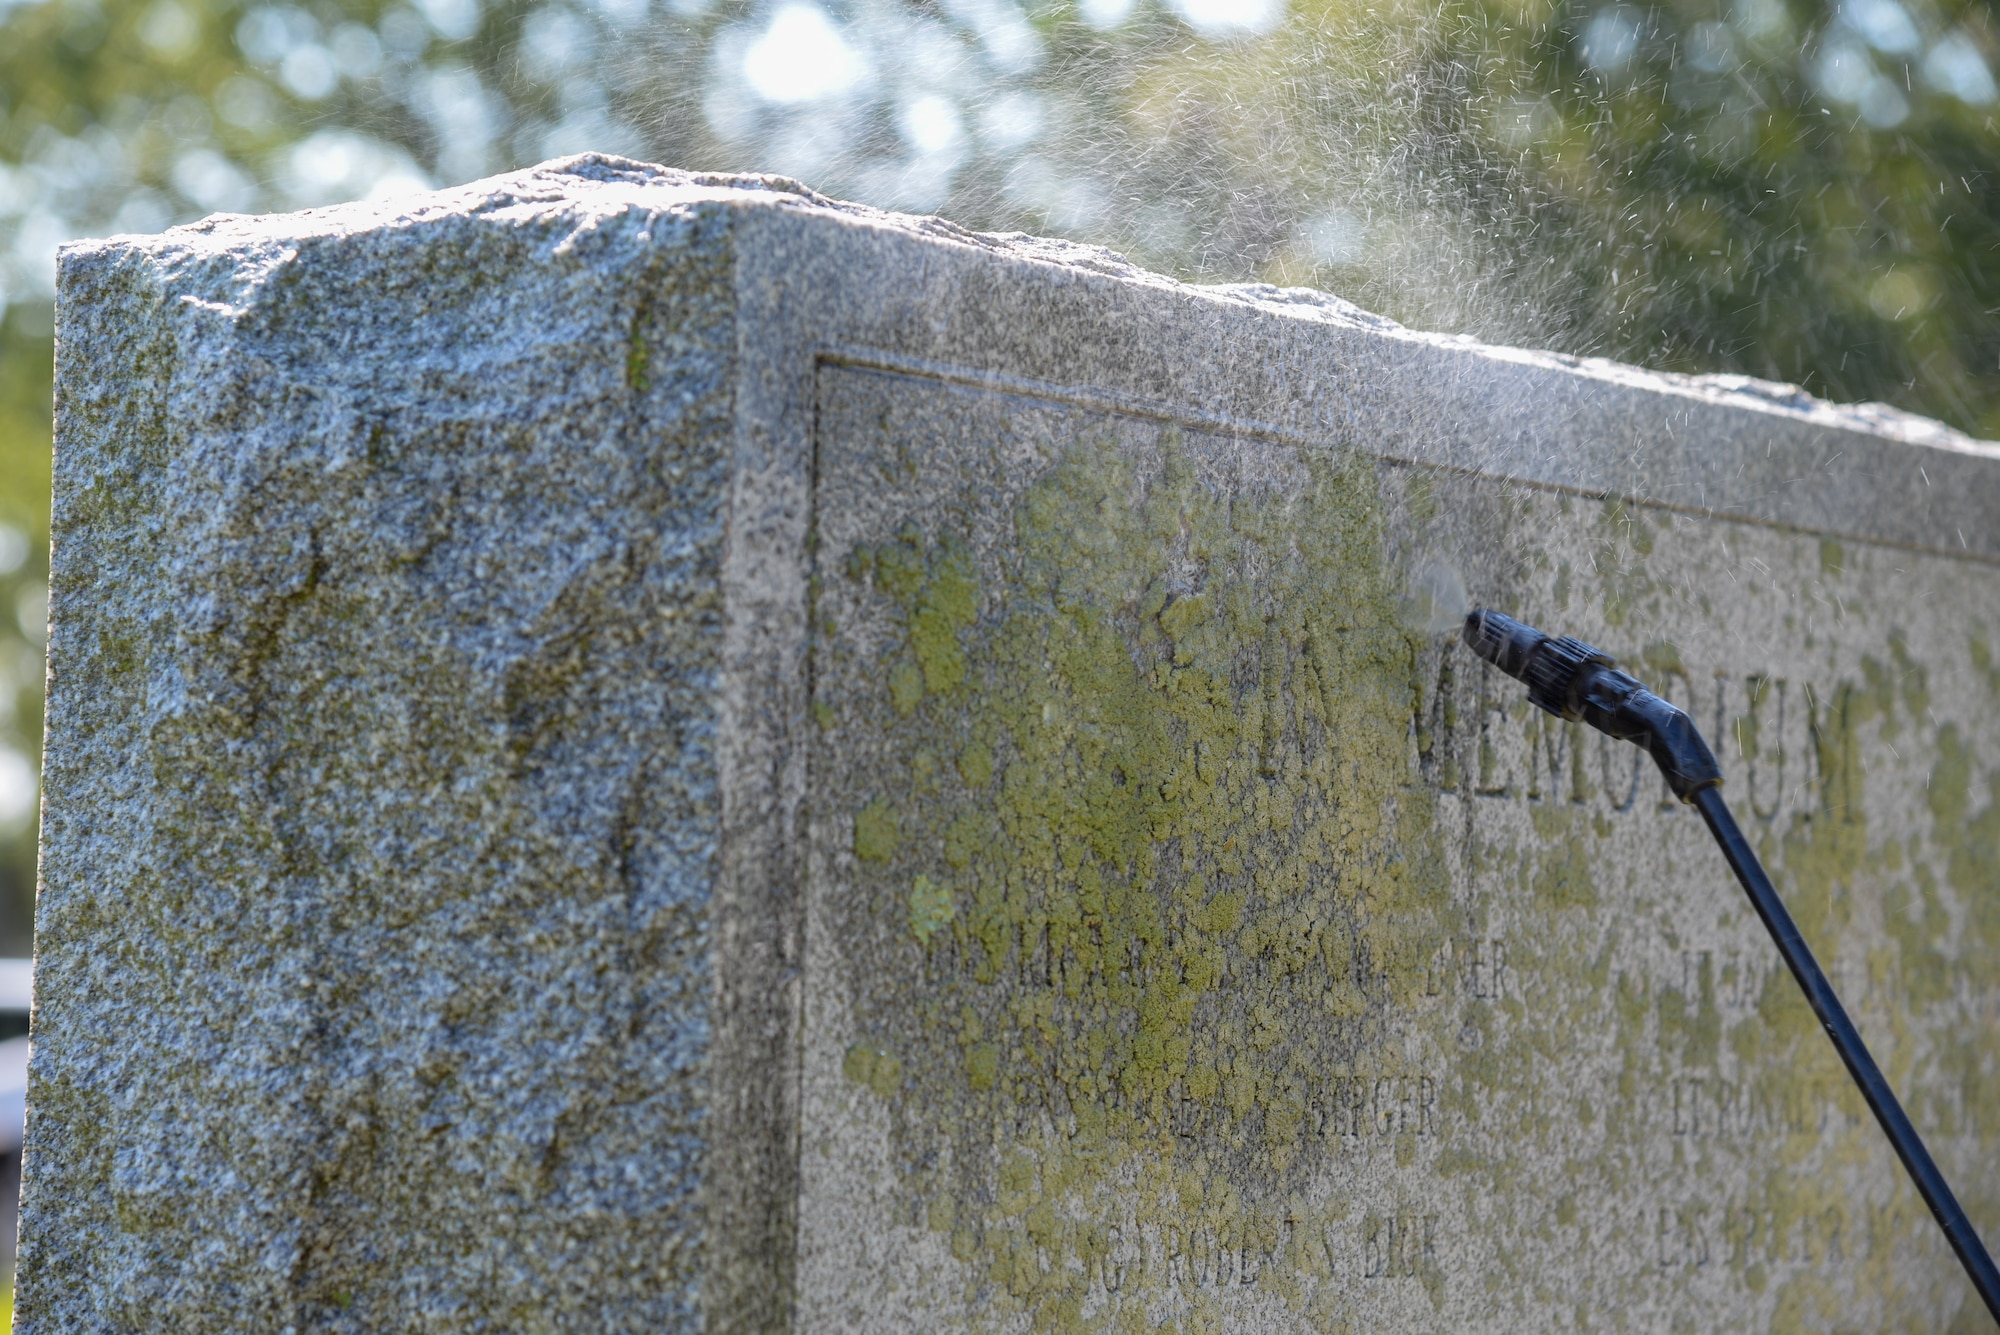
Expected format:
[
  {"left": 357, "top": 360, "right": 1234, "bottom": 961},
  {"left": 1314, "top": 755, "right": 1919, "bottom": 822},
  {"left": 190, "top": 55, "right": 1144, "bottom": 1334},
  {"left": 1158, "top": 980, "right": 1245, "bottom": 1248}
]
[
  {"left": 1462, "top": 608, "right": 1721, "bottom": 802},
  {"left": 1460, "top": 607, "right": 1547, "bottom": 681},
  {"left": 1467, "top": 616, "right": 2000, "bottom": 1318}
]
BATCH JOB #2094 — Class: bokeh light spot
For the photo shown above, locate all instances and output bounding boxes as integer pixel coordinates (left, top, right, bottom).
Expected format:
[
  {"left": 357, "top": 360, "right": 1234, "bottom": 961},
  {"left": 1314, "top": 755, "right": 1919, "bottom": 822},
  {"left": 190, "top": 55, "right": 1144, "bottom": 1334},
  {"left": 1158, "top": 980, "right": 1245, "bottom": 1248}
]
[
  {"left": 1579, "top": 7, "right": 1641, "bottom": 73},
  {"left": 743, "top": 5, "right": 867, "bottom": 104},
  {"left": 1170, "top": 0, "right": 1284, "bottom": 39},
  {"left": 1840, "top": 0, "right": 1919, "bottom": 55},
  {"left": 1923, "top": 35, "right": 1997, "bottom": 106}
]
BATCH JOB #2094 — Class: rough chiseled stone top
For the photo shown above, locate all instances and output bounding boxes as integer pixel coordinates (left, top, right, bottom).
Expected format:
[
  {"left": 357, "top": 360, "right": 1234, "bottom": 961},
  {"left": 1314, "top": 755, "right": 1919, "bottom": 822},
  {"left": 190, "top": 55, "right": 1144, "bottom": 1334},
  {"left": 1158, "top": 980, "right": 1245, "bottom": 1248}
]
[{"left": 93, "top": 153, "right": 2000, "bottom": 462}]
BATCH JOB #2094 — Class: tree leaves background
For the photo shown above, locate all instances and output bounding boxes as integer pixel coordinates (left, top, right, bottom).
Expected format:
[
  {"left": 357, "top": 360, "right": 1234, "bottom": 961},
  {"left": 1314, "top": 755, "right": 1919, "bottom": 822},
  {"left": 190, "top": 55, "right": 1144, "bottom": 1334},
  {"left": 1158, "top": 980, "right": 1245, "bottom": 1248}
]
[{"left": 0, "top": 0, "right": 1994, "bottom": 948}]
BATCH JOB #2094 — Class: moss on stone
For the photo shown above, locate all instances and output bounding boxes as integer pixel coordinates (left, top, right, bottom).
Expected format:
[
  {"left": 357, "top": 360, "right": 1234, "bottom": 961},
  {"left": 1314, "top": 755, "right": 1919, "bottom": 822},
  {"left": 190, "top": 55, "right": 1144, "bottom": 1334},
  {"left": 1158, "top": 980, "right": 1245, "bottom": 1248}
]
[
  {"left": 854, "top": 797, "right": 901, "bottom": 863},
  {"left": 822, "top": 420, "right": 1461, "bottom": 1330}
]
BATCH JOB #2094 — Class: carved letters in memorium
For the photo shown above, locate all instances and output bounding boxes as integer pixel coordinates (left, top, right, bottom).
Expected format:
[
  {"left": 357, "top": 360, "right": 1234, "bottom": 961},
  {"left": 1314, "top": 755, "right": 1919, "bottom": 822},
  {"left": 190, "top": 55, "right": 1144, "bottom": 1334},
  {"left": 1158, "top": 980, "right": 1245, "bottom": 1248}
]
[{"left": 22, "top": 160, "right": 2000, "bottom": 1333}]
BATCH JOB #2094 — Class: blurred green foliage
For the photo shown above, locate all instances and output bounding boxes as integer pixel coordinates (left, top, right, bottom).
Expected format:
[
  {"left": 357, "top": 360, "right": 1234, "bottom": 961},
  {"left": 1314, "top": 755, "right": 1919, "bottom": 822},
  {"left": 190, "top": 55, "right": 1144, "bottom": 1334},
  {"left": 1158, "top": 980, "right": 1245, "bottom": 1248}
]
[
  {"left": 1441, "top": 0, "right": 2000, "bottom": 426},
  {"left": 0, "top": 318, "right": 46, "bottom": 955},
  {"left": 0, "top": 0, "right": 1996, "bottom": 947}
]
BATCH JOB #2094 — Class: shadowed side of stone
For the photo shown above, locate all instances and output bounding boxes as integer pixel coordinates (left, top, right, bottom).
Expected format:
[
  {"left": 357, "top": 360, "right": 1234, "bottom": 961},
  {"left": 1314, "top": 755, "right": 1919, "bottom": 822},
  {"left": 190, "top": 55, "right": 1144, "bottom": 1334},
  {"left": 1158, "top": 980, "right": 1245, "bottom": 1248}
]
[{"left": 21, "top": 166, "right": 736, "bottom": 1331}]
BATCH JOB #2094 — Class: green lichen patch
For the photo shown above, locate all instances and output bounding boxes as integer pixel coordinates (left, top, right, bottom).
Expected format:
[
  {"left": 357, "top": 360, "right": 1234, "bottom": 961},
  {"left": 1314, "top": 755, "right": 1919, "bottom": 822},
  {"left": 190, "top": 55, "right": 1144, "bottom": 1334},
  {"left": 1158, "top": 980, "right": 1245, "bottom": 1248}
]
[
  {"left": 909, "top": 873, "right": 955, "bottom": 943},
  {"left": 845, "top": 1042, "right": 905, "bottom": 1099},
  {"left": 854, "top": 797, "right": 901, "bottom": 863},
  {"left": 817, "top": 414, "right": 1457, "bottom": 1329}
]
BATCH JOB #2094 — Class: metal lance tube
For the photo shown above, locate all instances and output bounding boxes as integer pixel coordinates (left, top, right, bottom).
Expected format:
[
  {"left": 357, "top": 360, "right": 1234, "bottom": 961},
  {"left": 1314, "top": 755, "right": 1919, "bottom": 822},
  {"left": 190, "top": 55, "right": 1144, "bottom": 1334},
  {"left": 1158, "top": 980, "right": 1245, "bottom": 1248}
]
[{"left": 1463, "top": 608, "right": 2000, "bottom": 1325}]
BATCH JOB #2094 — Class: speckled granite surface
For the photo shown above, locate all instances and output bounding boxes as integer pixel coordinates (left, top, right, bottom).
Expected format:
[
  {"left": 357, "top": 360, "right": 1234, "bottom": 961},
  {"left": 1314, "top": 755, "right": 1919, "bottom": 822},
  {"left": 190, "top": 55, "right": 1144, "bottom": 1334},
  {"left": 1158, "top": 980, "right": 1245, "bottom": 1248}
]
[
  {"left": 19, "top": 156, "right": 2000, "bottom": 1333},
  {"left": 27, "top": 159, "right": 743, "bottom": 1333}
]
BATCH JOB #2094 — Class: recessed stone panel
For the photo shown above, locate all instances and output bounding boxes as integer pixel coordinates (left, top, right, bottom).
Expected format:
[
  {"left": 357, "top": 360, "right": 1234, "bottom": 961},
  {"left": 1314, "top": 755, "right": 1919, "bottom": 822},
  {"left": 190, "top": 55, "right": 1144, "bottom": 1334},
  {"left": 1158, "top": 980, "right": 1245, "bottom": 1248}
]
[{"left": 797, "top": 360, "right": 2000, "bottom": 1332}]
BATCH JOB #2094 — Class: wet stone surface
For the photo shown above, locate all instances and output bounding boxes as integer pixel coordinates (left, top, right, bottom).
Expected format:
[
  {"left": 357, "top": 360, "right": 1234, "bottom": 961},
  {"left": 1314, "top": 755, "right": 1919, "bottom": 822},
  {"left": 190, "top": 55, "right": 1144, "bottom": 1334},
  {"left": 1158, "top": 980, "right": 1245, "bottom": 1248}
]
[
  {"left": 19, "top": 156, "right": 2000, "bottom": 1333},
  {"left": 797, "top": 364, "right": 2000, "bottom": 1335}
]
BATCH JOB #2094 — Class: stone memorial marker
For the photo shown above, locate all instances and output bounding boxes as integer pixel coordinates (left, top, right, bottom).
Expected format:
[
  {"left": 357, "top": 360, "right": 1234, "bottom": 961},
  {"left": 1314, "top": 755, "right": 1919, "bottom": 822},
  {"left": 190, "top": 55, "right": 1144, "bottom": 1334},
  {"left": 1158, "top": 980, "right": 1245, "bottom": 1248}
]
[{"left": 18, "top": 156, "right": 2000, "bottom": 1332}]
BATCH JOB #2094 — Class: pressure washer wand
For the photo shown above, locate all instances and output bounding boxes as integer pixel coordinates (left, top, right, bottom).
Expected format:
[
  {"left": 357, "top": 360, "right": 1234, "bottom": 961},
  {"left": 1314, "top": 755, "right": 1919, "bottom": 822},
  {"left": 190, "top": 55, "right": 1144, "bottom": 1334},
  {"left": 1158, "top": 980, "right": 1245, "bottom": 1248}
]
[{"left": 1463, "top": 608, "right": 2000, "bottom": 1323}]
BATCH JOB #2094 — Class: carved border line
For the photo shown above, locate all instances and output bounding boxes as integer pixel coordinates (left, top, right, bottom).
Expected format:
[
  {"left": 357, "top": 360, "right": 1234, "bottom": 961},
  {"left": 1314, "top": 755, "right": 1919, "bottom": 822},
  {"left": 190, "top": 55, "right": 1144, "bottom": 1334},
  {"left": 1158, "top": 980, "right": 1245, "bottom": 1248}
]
[{"left": 814, "top": 344, "right": 2000, "bottom": 570}]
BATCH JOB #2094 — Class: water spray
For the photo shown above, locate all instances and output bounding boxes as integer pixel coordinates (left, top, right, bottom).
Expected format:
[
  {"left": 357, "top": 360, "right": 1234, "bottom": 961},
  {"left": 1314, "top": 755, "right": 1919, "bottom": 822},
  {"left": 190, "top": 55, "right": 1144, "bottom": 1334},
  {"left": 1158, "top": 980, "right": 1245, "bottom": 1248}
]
[{"left": 1463, "top": 608, "right": 2000, "bottom": 1324}]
